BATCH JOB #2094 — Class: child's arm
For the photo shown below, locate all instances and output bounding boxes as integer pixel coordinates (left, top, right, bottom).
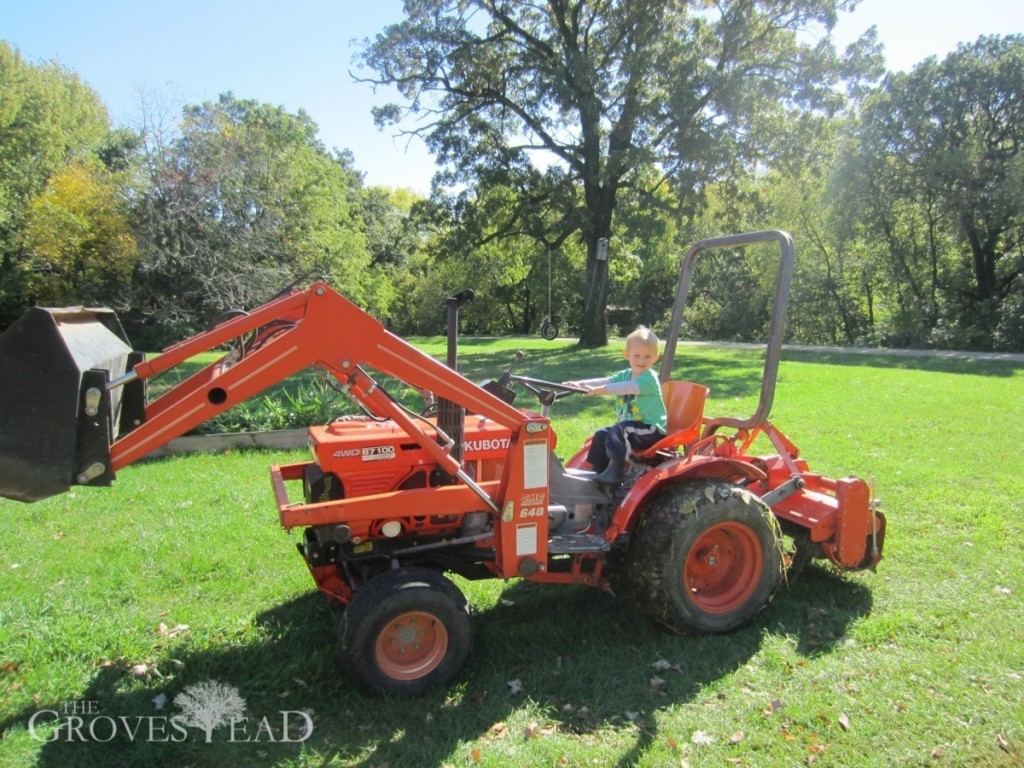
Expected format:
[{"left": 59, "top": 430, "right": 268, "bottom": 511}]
[
  {"left": 562, "top": 375, "right": 612, "bottom": 395},
  {"left": 562, "top": 377, "right": 639, "bottom": 397}
]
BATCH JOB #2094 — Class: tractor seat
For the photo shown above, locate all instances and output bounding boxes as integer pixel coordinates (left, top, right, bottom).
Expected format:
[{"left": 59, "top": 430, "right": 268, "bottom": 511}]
[{"left": 634, "top": 380, "right": 709, "bottom": 460}]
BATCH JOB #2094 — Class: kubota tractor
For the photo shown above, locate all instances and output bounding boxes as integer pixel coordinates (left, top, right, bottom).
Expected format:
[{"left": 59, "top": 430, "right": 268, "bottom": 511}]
[{"left": 0, "top": 230, "right": 885, "bottom": 695}]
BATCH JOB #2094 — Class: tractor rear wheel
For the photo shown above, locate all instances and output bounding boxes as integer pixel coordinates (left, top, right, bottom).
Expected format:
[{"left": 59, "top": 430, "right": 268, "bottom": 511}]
[
  {"left": 626, "top": 480, "right": 783, "bottom": 634},
  {"left": 337, "top": 567, "right": 472, "bottom": 696}
]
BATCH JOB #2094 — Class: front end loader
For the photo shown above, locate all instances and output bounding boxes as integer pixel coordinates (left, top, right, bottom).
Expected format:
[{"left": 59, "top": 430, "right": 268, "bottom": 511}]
[{"left": 0, "top": 230, "right": 885, "bottom": 696}]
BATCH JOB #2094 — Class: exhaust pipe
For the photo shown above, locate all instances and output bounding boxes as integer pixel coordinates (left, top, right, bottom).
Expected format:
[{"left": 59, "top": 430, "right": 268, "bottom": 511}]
[{"left": 0, "top": 306, "right": 145, "bottom": 503}]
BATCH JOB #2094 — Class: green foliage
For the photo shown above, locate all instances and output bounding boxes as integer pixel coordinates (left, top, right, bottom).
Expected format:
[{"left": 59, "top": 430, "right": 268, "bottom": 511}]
[
  {"left": 0, "top": 41, "right": 112, "bottom": 317},
  {"left": 4, "top": 24, "right": 1024, "bottom": 355},
  {"left": 126, "top": 94, "right": 371, "bottom": 344},
  {"left": 856, "top": 34, "right": 1024, "bottom": 348},
  {"left": 358, "top": 0, "right": 878, "bottom": 346}
]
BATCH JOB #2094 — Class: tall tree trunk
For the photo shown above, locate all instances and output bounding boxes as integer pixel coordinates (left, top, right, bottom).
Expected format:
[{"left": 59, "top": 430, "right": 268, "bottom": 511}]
[
  {"left": 578, "top": 185, "right": 615, "bottom": 347},
  {"left": 579, "top": 233, "right": 610, "bottom": 347}
]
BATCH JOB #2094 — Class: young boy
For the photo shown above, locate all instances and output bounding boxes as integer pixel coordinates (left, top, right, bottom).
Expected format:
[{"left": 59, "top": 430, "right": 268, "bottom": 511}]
[{"left": 564, "top": 326, "right": 668, "bottom": 485}]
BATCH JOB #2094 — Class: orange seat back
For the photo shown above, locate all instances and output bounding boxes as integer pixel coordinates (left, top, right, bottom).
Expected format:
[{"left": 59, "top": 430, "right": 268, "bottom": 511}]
[{"left": 634, "top": 380, "right": 709, "bottom": 458}]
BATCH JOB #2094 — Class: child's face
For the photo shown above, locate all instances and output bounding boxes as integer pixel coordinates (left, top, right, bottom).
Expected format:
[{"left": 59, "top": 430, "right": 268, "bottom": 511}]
[{"left": 625, "top": 341, "right": 659, "bottom": 377}]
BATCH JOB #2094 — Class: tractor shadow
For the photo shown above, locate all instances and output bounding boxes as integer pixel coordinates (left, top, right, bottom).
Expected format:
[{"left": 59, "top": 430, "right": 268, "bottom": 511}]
[{"left": 6, "top": 567, "right": 871, "bottom": 768}]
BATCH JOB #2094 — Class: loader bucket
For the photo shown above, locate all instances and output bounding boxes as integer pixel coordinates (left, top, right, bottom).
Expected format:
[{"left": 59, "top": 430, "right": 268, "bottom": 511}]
[{"left": 0, "top": 306, "right": 145, "bottom": 503}]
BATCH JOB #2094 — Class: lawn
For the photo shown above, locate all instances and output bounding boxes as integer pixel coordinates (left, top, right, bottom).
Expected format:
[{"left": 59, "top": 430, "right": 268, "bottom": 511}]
[{"left": 1, "top": 339, "right": 1022, "bottom": 767}]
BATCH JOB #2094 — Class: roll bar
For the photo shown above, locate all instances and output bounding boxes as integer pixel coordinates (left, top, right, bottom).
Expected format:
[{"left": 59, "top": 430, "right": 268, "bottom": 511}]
[{"left": 659, "top": 229, "right": 795, "bottom": 432}]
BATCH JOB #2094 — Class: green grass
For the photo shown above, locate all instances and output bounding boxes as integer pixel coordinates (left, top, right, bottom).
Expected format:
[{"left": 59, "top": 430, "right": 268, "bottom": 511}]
[{"left": 1, "top": 340, "right": 1022, "bottom": 767}]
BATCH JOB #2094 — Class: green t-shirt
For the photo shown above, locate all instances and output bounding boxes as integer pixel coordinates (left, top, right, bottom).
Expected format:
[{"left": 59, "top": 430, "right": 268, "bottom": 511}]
[{"left": 608, "top": 368, "right": 668, "bottom": 433}]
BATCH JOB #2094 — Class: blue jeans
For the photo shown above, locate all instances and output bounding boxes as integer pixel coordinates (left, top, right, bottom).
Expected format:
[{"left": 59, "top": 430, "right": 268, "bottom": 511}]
[{"left": 585, "top": 421, "right": 662, "bottom": 471}]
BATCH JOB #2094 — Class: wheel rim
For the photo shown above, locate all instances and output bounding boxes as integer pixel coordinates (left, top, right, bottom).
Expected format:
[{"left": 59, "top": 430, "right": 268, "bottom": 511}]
[
  {"left": 683, "top": 522, "right": 763, "bottom": 613},
  {"left": 374, "top": 611, "right": 449, "bottom": 681}
]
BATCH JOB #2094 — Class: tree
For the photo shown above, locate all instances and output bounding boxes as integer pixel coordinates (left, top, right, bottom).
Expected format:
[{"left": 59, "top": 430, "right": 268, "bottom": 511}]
[
  {"left": 859, "top": 35, "right": 1024, "bottom": 349},
  {"left": 758, "top": 117, "right": 878, "bottom": 346},
  {"left": 0, "top": 42, "right": 111, "bottom": 319},
  {"left": 21, "top": 158, "right": 138, "bottom": 306},
  {"left": 129, "top": 94, "right": 371, "bottom": 343},
  {"left": 359, "top": 185, "right": 423, "bottom": 270},
  {"left": 358, "top": 0, "right": 878, "bottom": 346}
]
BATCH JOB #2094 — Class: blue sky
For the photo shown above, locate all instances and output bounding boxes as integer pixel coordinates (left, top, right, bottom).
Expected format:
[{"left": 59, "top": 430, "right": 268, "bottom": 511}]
[{"left": 4, "top": 0, "right": 1023, "bottom": 194}]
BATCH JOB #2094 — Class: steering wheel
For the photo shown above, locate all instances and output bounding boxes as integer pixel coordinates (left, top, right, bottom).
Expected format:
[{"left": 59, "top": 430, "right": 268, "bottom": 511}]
[{"left": 510, "top": 375, "right": 587, "bottom": 407}]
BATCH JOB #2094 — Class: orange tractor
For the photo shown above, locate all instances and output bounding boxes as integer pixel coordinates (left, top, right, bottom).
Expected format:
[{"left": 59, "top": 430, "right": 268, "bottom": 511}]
[{"left": 0, "top": 230, "right": 884, "bottom": 695}]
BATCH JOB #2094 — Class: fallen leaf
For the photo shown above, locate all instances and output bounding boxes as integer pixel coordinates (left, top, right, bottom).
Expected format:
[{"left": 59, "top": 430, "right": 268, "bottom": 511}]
[
  {"left": 997, "top": 733, "right": 1011, "bottom": 753},
  {"left": 489, "top": 722, "right": 507, "bottom": 737},
  {"left": 130, "top": 663, "right": 148, "bottom": 678},
  {"left": 650, "top": 676, "right": 666, "bottom": 691},
  {"left": 525, "top": 721, "right": 539, "bottom": 738},
  {"left": 730, "top": 730, "right": 745, "bottom": 744},
  {"left": 667, "top": 736, "right": 680, "bottom": 751},
  {"left": 691, "top": 730, "right": 714, "bottom": 745},
  {"left": 838, "top": 713, "right": 851, "bottom": 732},
  {"left": 625, "top": 711, "right": 639, "bottom": 722},
  {"left": 652, "top": 659, "right": 673, "bottom": 671},
  {"left": 157, "top": 623, "right": 190, "bottom": 638},
  {"left": 764, "top": 698, "right": 785, "bottom": 715},
  {"left": 471, "top": 748, "right": 482, "bottom": 762},
  {"left": 507, "top": 678, "right": 525, "bottom": 695}
]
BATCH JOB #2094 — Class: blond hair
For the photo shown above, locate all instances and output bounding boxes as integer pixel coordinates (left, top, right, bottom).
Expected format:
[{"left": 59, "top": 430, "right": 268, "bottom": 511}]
[{"left": 625, "top": 325, "right": 659, "bottom": 351}]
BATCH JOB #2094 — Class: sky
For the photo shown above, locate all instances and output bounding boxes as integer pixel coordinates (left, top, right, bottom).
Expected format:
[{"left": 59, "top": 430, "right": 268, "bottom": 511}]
[{"left": 4, "top": 0, "right": 1024, "bottom": 195}]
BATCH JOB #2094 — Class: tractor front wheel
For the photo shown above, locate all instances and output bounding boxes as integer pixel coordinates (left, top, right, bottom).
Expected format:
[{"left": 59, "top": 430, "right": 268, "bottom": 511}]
[
  {"left": 626, "top": 480, "right": 783, "bottom": 634},
  {"left": 337, "top": 567, "right": 472, "bottom": 696}
]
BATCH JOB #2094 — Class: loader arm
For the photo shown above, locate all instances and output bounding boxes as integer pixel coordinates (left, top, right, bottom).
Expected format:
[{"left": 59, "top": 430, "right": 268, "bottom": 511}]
[
  {"left": 112, "top": 283, "right": 528, "bottom": 470},
  {"left": 0, "top": 283, "right": 535, "bottom": 505}
]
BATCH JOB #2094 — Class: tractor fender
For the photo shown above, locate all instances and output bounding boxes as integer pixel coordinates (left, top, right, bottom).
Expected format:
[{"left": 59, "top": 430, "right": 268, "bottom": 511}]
[{"left": 610, "top": 456, "right": 768, "bottom": 538}]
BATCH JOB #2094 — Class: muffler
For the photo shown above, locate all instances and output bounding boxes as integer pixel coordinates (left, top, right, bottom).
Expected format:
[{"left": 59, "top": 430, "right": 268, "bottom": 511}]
[{"left": 0, "top": 306, "right": 145, "bottom": 502}]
